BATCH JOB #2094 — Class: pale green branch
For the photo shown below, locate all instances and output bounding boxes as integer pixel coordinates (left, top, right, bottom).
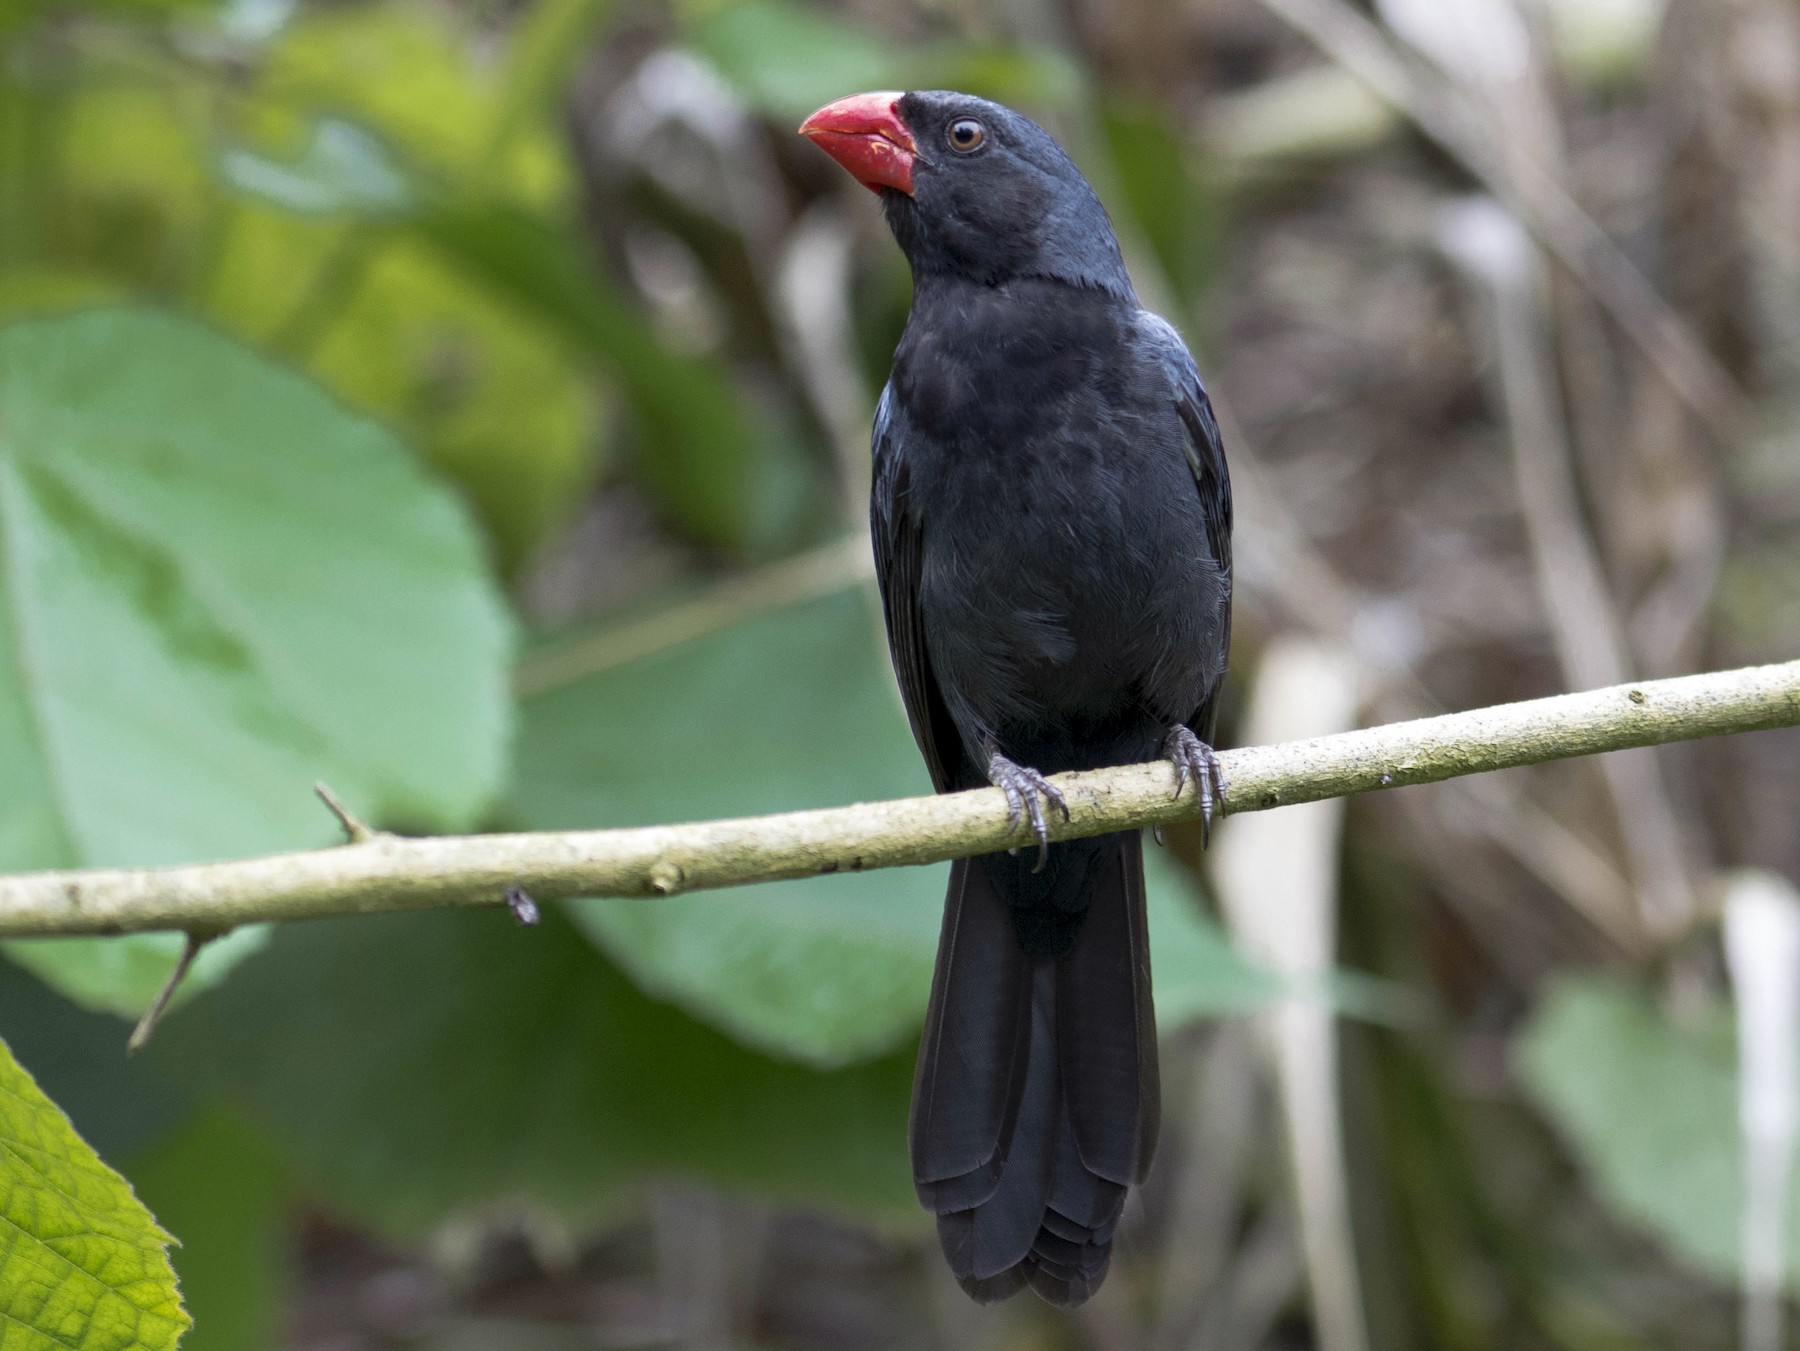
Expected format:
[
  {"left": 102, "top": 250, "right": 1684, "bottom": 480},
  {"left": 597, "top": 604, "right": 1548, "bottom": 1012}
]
[{"left": 3, "top": 661, "right": 1796, "bottom": 939}]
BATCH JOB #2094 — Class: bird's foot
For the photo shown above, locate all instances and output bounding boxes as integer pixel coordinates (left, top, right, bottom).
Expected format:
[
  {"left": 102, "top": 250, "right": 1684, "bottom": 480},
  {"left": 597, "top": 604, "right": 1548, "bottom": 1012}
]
[
  {"left": 1165, "top": 726, "right": 1228, "bottom": 847},
  {"left": 986, "top": 751, "right": 1070, "bottom": 874}
]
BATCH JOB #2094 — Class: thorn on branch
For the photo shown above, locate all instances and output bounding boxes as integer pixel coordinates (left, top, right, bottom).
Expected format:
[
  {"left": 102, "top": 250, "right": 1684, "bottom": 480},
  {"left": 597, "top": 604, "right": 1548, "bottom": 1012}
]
[
  {"left": 505, "top": 885, "right": 540, "bottom": 926},
  {"left": 128, "top": 928, "right": 222, "bottom": 1055},
  {"left": 314, "top": 781, "right": 379, "bottom": 844}
]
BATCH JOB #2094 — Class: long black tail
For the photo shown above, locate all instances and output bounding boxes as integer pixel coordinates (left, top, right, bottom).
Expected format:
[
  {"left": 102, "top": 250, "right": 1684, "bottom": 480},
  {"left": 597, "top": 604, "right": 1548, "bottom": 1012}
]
[{"left": 909, "top": 831, "right": 1159, "bottom": 1307}]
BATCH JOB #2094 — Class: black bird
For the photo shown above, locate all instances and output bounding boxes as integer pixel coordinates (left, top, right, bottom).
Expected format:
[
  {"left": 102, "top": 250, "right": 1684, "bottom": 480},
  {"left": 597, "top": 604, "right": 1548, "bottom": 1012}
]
[{"left": 800, "top": 91, "right": 1232, "bottom": 1307}]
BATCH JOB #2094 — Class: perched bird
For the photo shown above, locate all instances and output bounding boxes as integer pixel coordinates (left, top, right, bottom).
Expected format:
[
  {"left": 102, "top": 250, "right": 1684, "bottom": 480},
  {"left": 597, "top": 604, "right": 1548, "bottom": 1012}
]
[{"left": 800, "top": 91, "right": 1233, "bottom": 1307}]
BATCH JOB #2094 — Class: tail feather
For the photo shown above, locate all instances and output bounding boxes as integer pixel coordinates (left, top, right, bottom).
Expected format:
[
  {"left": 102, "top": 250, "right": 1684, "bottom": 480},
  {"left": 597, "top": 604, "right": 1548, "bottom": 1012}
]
[
  {"left": 910, "top": 832, "right": 1157, "bottom": 1309},
  {"left": 1057, "top": 834, "right": 1159, "bottom": 1186},
  {"left": 911, "top": 856, "right": 1034, "bottom": 1209}
]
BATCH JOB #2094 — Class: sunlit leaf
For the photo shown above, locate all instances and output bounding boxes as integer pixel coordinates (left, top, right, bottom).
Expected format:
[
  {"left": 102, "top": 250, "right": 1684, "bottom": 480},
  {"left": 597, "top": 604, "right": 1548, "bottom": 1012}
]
[
  {"left": 199, "top": 200, "right": 604, "bottom": 570},
  {"left": 0, "top": 309, "right": 511, "bottom": 1012},
  {"left": 308, "top": 233, "right": 606, "bottom": 571},
  {"left": 0, "top": 269, "right": 130, "bottom": 322},
  {"left": 0, "top": 1035, "right": 188, "bottom": 1351}
]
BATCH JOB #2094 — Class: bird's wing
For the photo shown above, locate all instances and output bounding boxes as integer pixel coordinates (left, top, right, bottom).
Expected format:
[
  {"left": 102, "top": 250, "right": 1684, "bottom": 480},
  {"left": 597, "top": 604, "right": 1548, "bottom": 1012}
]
[
  {"left": 872, "top": 385, "right": 961, "bottom": 793},
  {"left": 1139, "top": 313, "right": 1233, "bottom": 740},
  {"left": 1139, "top": 312, "right": 1232, "bottom": 579}
]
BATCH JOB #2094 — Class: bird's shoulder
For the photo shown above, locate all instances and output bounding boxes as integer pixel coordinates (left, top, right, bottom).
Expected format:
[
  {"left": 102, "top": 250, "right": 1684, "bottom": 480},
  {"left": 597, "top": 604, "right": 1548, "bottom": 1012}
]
[{"left": 1129, "top": 309, "right": 1232, "bottom": 566}]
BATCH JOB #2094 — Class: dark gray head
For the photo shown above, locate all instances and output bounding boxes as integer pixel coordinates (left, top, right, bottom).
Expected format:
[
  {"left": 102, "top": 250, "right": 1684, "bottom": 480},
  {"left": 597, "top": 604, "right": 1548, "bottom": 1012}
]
[{"left": 799, "top": 90, "right": 1135, "bottom": 298}]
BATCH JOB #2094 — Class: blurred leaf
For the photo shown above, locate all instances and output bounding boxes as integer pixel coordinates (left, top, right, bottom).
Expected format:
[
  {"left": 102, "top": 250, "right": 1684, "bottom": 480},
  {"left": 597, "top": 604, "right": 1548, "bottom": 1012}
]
[
  {"left": 684, "top": 0, "right": 906, "bottom": 123},
  {"left": 154, "top": 906, "right": 917, "bottom": 1234},
  {"left": 261, "top": 0, "right": 567, "bottom": 206},
  {"left": 16, "top": 930, "right": 272, "bottom": 1026},
  {"left": 494, "top": 0, "right": 621, "bottom": 152},
  {"left": 1545, "top": 0, "right": 1663, "bottom": 86},
  {"left": 0, "top": 0, "right": 215, "bottom": 34},
  {"left": 414, "top": 201, "right": 761, "bottom": 548},
  {"left": 0, "top": 268, "right": 131, "bottom": 321},
  {"left": 219, "top": 118, "right": 412, "bottom": 217},
  {"left": 128, "top": 1107, "right": 290, "bottom": 1351},
  {"left": 37, "top": 76, "right": 214, "bottom": 291},
  {"left": 1142, "top": 843, "right": 1283, "bottom": 1025},
  {"left": 199, "top": 198, "right": 603, "bottom": 570},
  {"left": 0, "top": 1035, "right": 188, "bottom": 1351},
  {"left": 926, "top": 45, "right": 1085, "bottom": 112},
  {"left": 0, "top": 308, "right": 511, "bottom": 1012},
  {"left": 1100, "top": 95, "right": 1218, "bottom": 306},
  {"left": 1516, "top": 974, "right": 1800, "bottom": 1284},
  {"left": 514, "top": 587, "right": 940, "bottom": 1066},
  {"left": 685, "top": 0, "right": 1081, "bottom": 122},
  {"left": 311, "top": 233, "right": 605, "bottom": 571}
]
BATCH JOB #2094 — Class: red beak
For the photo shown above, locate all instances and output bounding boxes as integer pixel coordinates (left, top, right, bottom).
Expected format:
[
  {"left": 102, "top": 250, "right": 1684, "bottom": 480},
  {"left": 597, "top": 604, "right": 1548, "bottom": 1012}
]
[{"left": 799, "top": 92, "right": 916, "bottom": 196}]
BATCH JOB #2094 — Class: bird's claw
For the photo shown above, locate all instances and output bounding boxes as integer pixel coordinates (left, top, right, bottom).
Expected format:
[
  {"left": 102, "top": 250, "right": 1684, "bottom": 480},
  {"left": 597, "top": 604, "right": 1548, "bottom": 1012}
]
[
  {"left": 1165, "top": 726, "right": 1228, "bottom": 847},
  {"left": 986, "top": 751, "right": 1069, "bottom": 873}
]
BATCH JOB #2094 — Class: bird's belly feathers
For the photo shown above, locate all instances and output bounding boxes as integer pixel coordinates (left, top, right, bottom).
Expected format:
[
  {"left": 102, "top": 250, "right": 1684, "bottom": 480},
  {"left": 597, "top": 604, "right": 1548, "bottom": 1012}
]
[{"left": 915, "top": 438, "right": 1224, "bottom": 762}]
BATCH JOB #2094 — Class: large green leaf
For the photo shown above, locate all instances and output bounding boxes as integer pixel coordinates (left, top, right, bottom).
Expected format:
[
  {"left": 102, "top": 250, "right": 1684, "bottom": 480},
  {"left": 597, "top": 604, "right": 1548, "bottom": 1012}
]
[
  {"left": 0, "top": 308, "right": 511, "bottom": 1012},
  {"left": 515, "top": 587, "right": 939, "bottom": 1066},
  {"left": 0, "top": 1035, "right": 188, "bottom": 1351},
  {"left": 1516, "top": 974, "right": 1797, "bottom": 1284},
  {"left": 153, "top": 906, "right": 918, "bottom": 1234},
  {"left": 516, "top": 585, "right": 1275, "bottom": 1065}
]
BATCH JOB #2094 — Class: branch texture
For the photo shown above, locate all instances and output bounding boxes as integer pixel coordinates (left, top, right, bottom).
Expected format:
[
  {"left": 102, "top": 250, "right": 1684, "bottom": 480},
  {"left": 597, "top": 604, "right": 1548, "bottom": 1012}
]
[{"left": 5, "top": 662, "right": 1796, "bottom": 939}]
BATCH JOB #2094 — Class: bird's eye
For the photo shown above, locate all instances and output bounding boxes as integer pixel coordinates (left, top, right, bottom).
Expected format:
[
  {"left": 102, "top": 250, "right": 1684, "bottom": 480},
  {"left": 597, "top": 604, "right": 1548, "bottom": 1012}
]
[{"left": 947, "top": 118, "right": 986, "bottom": 153}]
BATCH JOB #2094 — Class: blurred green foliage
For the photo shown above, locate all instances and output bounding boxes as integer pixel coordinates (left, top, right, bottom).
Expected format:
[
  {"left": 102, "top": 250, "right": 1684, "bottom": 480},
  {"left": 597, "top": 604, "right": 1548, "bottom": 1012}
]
[{"left": 1518, "top": 974, "right": 1800, "bottom": 1285}]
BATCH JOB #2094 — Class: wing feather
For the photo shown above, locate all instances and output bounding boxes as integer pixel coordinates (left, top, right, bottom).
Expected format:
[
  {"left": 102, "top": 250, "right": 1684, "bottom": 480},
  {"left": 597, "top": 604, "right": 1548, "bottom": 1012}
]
[
  {"left": 871, "top": 386, "right": 961, "bottom": 792},
  {"left": 1136, "top": 313, "right": 1233, "bottom": 742}
]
